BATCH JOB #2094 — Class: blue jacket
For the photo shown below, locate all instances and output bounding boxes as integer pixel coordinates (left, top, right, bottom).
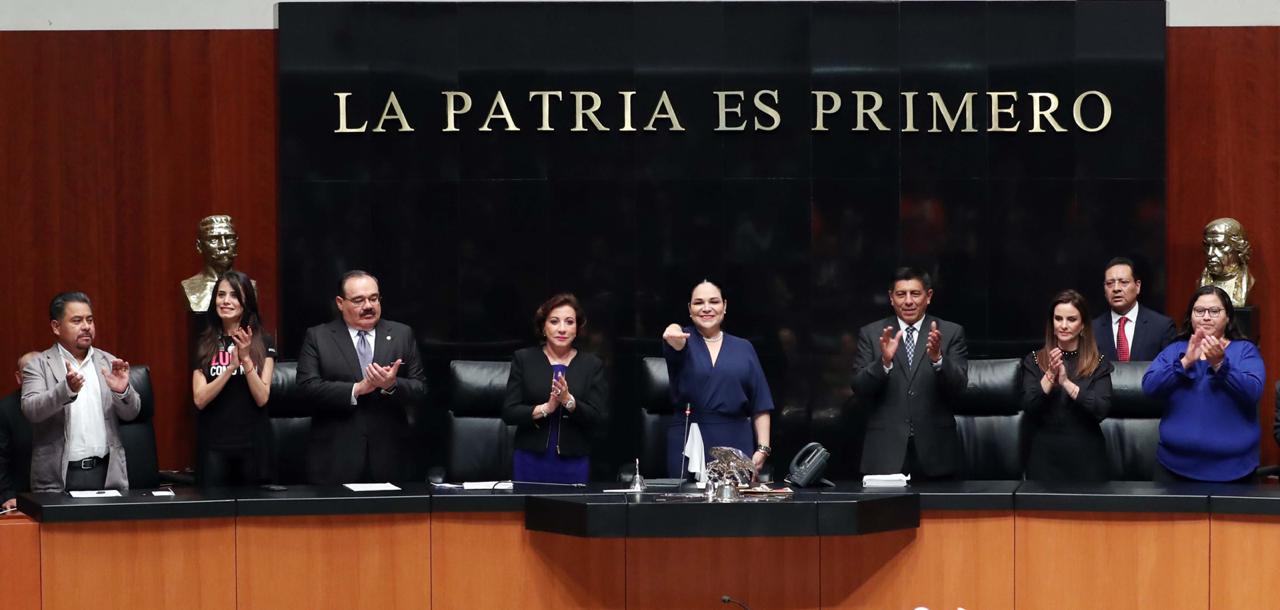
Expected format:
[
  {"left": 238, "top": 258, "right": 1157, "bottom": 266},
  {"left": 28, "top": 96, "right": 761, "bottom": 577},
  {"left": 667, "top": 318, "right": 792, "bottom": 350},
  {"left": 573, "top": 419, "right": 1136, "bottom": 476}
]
[{"left": 1142, "top": 339, "right": 1265, "bottom": 481}]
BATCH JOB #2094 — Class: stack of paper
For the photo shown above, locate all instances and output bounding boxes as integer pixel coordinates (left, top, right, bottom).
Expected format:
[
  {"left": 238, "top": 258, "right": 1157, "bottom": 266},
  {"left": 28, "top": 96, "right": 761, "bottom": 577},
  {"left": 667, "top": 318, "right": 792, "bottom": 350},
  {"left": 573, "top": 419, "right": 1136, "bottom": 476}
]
[{"left": 862, "top": 474, "right": 911, "bottom": 487}]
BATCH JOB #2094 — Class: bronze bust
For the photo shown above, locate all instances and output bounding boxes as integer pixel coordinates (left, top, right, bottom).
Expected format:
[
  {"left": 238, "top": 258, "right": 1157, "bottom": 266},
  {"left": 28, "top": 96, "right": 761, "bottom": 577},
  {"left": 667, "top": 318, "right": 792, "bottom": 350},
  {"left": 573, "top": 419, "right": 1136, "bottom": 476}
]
[
  {"left": 1199, "top": 217, "right": 1254, "bottom": 307},
  {"left": 181, "top": 215, "right": 241, "bottom": 312}
]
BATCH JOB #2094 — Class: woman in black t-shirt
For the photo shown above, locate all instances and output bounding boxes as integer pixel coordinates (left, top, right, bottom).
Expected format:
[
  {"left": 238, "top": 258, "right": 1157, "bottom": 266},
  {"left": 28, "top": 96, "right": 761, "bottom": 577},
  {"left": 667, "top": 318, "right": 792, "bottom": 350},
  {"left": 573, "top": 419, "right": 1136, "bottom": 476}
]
[{"left": 192, "top": 270, "right": 276, "bottom": 488}]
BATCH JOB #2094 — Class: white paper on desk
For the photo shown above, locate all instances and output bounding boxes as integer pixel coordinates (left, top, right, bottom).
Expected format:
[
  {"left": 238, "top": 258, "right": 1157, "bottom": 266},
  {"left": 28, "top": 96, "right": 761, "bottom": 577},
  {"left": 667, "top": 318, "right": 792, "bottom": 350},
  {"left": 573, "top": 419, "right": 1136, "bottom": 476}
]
[
  {"left": 862, "top": 474, "right": 911, "bottom": 487},
  {"left": 462, "top": 481, "right": 513, "bottom": 490},
  {"left": 343, "top": 483, "right": 401, "bottom": 492},
  {"left": 69, "top": 490, "right": 122, "bottom": 498}
]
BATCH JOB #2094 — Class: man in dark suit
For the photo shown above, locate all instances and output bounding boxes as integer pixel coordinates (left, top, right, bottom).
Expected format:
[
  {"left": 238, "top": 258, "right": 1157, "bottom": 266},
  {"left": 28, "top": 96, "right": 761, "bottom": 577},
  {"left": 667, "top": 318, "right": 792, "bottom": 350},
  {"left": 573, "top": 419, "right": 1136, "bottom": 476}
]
[
  {"left": 851, "top": 267, "right": 969, "bottom": 479},
  {"left": 1092, "top": 257, "right": 1177, "bottom": 362},
  {"left": 297, "top": 270, "right": 428, "bottom": 484},
  {"left": 1, "top": 352, "right": 39, "bottom": 511}
]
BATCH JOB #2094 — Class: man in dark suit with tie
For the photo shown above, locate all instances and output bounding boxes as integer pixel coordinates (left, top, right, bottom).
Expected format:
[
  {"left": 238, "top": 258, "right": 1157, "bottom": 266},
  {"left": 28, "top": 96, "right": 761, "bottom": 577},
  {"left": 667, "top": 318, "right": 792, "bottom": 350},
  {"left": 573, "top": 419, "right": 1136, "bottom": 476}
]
[
  {"left": 297, "top": 270, "right": 428, "bottom": 484},
  {"left": 1092, "top": 257, "right": 1177, "bottom": 362},
  {"left": 851, "top": 267, "right": 969, "bottom": 479}
]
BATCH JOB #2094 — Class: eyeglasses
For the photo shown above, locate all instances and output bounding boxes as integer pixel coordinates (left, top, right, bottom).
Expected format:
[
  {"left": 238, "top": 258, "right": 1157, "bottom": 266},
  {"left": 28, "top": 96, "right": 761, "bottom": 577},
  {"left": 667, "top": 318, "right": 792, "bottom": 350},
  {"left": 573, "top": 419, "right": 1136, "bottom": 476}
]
[
  {"left": 343, "top": 295, "right": 381, "bottom": 306},
  {"left": 1104, "top": 279, "right": 1133, "bottom": 288},
  {"left": 1192, "top": 307, "right": 1225, "bottom": 318}
]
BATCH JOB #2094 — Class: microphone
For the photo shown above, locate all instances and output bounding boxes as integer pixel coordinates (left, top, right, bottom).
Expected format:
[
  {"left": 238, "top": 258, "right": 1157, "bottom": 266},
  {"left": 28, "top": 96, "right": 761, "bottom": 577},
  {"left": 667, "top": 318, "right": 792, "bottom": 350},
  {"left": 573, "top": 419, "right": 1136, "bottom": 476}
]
[{"left": 721, "top": 595, "right": 751, "bottom": 609}]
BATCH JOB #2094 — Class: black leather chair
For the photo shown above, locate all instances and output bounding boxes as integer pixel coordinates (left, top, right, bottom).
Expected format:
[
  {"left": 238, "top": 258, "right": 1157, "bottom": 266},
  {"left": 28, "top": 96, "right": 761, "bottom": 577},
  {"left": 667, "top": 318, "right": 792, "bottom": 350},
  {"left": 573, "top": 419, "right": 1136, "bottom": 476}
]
[
  {"left": 1100, "top": 360, "right": 1164, "bottom": 480},
  {"left": 953, "top": 358, "right": 1025, "bottom": 480},
  {"left": 118, "top": 365, "right": 160, "bottom": 489},
  {"left": 637, "top": 357, "right": 674, "bottom": 478},
  {"left": 0, "top": 390, "right": 31, "bottom": 498},
  {"left": 267, "top": 361, "right": 312, "bottom": 485},
  {"left": 441, "top": 360, "right": 515, "bottom": 482}
]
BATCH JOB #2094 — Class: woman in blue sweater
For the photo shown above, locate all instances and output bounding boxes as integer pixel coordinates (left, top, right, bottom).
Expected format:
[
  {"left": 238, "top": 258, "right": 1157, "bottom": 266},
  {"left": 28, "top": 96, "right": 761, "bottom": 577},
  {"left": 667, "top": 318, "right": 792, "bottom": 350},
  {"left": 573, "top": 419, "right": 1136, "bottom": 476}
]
[{"left": 1142, "top": 286, "right": 1264, "bottom": 482}]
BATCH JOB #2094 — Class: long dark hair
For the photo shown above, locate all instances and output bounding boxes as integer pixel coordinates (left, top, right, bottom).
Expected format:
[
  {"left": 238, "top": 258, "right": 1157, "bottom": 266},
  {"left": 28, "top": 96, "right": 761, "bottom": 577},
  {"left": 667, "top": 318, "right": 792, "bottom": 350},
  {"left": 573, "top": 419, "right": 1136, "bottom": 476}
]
[
  {"left": 1036, "top": 289, "right": 1102, "bottom": 378},
  {"left": 196, "top": 270, "right": 267, "bottom": 370},
  {"left": 1176, "top": 285, "right": 1245, "bottom": 341}
]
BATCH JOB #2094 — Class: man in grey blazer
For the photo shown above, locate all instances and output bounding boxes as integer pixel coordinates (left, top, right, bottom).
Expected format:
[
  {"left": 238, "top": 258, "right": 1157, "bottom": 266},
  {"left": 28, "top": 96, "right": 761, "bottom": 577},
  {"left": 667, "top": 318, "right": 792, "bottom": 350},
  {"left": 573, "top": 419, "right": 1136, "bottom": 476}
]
[
  {"left": 21, "top": 292, "right": 140, "bottom": 492},
  {"left": 851, "top": 267, "right": 969, "bottom": 479}
]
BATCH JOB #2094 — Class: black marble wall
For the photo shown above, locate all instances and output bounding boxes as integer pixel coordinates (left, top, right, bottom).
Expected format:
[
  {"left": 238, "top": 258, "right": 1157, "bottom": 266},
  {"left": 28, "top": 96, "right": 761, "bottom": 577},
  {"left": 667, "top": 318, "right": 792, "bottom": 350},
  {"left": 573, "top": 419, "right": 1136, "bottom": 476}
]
[{"left": 278, "top": 1, "right": 1166, "bottom": 479}]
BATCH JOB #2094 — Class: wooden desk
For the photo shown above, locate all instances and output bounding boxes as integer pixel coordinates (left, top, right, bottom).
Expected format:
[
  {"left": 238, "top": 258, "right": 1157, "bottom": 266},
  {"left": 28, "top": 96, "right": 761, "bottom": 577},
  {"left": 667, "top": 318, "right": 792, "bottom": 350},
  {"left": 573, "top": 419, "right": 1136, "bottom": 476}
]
[
  {"left": 40, "top": 517, "right": 236, "bottom": 610},
  {"left": 1015, "top": 511, "right": 1210, "bottom": 610},
  {"left": 431, "top": 511, "right": 624, "bottom": 609},
  {"left": 237, "top": 513, "right": 431, "bottom": 610},
  {"left": 822, "top": 509, "right": 1015, "bottom": 610},
  {"left": 0, "top": 513, "right": 41, "bottom": 610}
]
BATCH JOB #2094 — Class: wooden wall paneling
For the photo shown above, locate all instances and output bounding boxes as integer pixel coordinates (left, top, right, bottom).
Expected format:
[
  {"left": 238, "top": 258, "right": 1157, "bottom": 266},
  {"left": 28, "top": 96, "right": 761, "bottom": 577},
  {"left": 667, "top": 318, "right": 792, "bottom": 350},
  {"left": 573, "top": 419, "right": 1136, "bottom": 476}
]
[
  {"left": 821, "top": 510, "right": 1014, "bottom": 610},
  {"left": 40, "top": 517, "right": 235, "bottom": 610},
  {"left": 625, "top": 535, "right": 819, "bottom": 610},
  {"left": 0, "top": 30, "right": 278, "bottom": 471},
  {"left": 1209, "top": 513, "right": 1280, "bottom": 610},
  {"left": 1015, "top": 511, "right": 1209, "bottom": 610},
  {"left": 431, "top": 511, "right": 624, "bottom": 610},
  {"left": 1167, "top": 27, "right": 1280, "bottom": 466},
  {"left": 237, "top": 513, "right": 431, "bottom": 610},
  {"left": 0, "top": 515, "right": 41, "bottom": 610}
]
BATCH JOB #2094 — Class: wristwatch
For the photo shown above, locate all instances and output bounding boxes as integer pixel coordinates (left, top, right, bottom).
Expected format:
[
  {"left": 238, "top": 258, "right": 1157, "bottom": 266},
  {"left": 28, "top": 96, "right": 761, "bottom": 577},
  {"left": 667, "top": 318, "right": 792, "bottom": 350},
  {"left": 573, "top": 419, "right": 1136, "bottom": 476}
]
[
  {"left": 755, "top": 444, "right": 772, "bottom": 456},
  {"left": 565, "top": 397, "right": 576, "bottom": 411}
]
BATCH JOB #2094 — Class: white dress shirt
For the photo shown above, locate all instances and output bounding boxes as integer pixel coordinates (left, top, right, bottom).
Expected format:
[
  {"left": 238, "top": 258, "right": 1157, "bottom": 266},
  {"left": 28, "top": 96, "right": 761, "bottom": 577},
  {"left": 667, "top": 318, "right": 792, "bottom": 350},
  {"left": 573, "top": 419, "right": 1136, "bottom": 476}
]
[
  {"left": 58, "top": 344, "right": 108, "bottom": 461},
  {"left": 1111, "top": 303, "right": 1140, "bottom": 350}
]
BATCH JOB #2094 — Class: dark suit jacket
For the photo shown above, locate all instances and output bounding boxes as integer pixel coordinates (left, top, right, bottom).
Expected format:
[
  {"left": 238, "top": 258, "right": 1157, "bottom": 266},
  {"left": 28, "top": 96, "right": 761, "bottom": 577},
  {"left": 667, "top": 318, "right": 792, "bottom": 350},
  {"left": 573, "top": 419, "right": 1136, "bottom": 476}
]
[
  {"left": 850, "top": 314, "right": 969, "bottom": 477},
  {"left": 296, "top": 319, "right": 428, "bottom": 484},
  {"left": 0, "top": 391, "right": 32, "bottom": 503},
  {"left": 1092, "top": 305, "right": 1177, "bottom": 362},
  {"left": 501, "top": 347, "right": 607, "bottom": 457}
]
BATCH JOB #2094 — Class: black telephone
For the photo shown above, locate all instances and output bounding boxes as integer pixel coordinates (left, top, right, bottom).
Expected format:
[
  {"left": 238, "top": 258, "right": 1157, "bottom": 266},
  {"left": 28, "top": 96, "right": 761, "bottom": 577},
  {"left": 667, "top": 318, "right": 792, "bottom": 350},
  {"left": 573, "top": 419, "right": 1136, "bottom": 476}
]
[{"left": 785, "top": 442, "right": 834, "bottom": 488}]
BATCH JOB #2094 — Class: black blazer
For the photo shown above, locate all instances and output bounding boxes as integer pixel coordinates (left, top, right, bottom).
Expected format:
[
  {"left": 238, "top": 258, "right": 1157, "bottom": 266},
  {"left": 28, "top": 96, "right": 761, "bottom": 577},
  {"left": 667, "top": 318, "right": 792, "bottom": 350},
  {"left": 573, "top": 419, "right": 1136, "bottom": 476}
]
[
  {"left": 501, "top": 347, "right": 607, "bottom": 457},
  {"left": 850, "top": 314, "right": 969, "bottom": 477},
  {"left": 0, "top": 391, "right": 32, "bottom": 503},
  {"left": 1092, "top": 305, "right": 1177, "bottom": 362},
  {"left": 296, "top": 318, "right": 428, "bottom": 484}
]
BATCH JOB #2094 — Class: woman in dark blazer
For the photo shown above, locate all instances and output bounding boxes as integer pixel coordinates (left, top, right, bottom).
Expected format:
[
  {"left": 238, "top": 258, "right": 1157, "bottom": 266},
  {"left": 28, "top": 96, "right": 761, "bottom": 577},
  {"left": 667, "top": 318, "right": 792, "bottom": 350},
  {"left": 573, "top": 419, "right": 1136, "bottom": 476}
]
[
  {"left": 501, "top": 293, "right": 607, "bottom": 484},
  {"left": 1019, "top": 289, "right": 1113, "bottom": 482}
]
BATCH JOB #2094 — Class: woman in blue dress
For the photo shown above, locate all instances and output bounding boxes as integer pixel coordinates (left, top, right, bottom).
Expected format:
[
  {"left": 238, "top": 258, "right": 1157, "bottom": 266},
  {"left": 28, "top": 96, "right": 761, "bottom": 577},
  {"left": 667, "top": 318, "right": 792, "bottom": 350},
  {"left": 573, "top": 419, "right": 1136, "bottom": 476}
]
[{"left": 662, "top": 280, "right": 774, "bottom": 479}]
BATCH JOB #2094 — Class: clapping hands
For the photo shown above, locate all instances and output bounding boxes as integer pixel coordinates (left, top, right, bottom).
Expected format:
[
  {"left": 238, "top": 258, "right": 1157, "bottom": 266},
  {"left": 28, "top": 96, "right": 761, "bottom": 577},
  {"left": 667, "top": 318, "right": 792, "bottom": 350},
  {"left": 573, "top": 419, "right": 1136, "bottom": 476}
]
[{"left": 878, "top": 326, "right": 903, "bottom": 367}]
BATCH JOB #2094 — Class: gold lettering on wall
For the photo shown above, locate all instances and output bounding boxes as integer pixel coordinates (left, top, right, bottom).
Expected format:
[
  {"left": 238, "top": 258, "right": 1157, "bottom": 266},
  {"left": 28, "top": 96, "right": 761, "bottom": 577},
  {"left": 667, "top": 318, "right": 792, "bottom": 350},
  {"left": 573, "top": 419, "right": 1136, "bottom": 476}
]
[
  {"left": 928, "top": 92, "right": 977, "bottom": 133},
  {"left": 644, "top": 91, "right": 685, "bottom": 132},
  {"left": 853, "top": 91, "right": 889, "bottom": 132},
  {"left": 442, "top": 92, "right": 472, "bottom": 132},
  {"left": 715, "top": 91, "right": 748, "bottom": 131},
  {"left": 529, "top": 91, "right": 563, "bottom": 131},
  {"left": 372, "top": 91, "right": 414, "bottom": 133},
  {"left": 619, "top": 91, "right": 637, "bottom": 132},
  {"left": 334, "top": 92, "right": 369, "bottom": 133},
  {"left": 901, "top": 91, "right": 919, "bottom": 132},
  {"left": 480, "top": 91, "right": 520, "bottom": 132},
  {"left": 1073, "top": 90, "right": 1112, "bottom": 132},
  {"left": 753, "top": 90, "right": 781, "bottom": 131},
  {"left": 987, "top": 91, "right": 1019, "bottom": 133},
  {"left": 572, "top": 91, "right": 609, "bottom": 131},
  {"left": 1029, "top": 93, "right": 1067, "bottom": 133},
  {"left": 812, "top": 91, "right": 840, "bottom": 131}
]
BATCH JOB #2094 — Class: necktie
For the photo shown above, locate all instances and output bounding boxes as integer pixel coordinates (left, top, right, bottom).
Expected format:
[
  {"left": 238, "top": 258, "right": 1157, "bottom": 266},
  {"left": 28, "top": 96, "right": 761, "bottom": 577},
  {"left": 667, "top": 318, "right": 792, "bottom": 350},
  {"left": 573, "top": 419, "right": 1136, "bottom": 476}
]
[
  {"left": 357, "top": 330, "right": 373, "bottom": 371},
  {"left": 1116, "top": 317, "right": 1130, "bottom": 362},
  {"left": 904, "top": 326, "right": 917, "bottom": 368}
]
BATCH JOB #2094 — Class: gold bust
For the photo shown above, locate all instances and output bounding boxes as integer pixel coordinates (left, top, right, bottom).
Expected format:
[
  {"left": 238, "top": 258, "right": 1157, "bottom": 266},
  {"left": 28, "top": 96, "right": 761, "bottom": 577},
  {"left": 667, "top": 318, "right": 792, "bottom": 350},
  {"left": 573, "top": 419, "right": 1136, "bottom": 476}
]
[
  {"left": 181, "top": 215, "right": 241, "bottom": 312},
  {"left": 1199, "top": 217, "right": 1254, "bottom": 307}
]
